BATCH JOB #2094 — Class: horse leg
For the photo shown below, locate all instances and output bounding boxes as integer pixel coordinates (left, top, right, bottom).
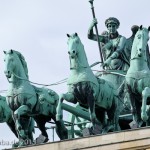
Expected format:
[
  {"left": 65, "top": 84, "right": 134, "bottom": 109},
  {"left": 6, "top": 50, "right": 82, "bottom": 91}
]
[
  {"left": 129, "top": 94, "right": 143, "bottom": 127},
  {"left": 126, "top": 85, "right": 142, "bottom": 127},
  {"left": 7, "top": 120, "right": 18, "bottom": 138},
  {"left": 27, "top": 117, "right": 34, "bottom": 144},
  {"left": 95, "top": 108, "right": 107, "bottom": 128},
  {"left": 53, "top": 117, "right": 68, "bottom": 140},
  {"left": 35, "top": 118, "right": 48, "bottom": 143},
  {"left": 19, "top": 116, "right": 34, "bottom": 145},
  {"left": 104, "top": 97, "right": 120, "bottom": 133},
  {"left": 141, "top": 87, "right": 150, "bottom": 122},
  {"left": 56, "top": 92, "right": 74, "bottom": 121},
  {"left": 21, "top": 117, "right": 34, "bottom": 144},
  {"left": 14, "top": 105, "right": 30, "bottom": 130},
  {"left": 87, "top": 93, "right": 97, "bottom": 129},
  {"left": 146, "top": 106, "right": 150, "bottom": 126},
  {"left": 14, "top": 105, "right": 31, "bottom": 145}
]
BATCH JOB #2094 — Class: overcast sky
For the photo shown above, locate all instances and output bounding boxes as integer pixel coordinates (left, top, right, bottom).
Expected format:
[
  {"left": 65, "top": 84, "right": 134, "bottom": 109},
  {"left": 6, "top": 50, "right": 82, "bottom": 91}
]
[{"left": 0, "top": 0, "right": 150, "bottom": 149}]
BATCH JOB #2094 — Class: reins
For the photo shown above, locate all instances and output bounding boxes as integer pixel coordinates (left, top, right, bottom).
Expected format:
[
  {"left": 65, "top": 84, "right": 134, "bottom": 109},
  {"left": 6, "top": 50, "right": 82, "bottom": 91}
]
[
  {"left": 130, "top": 30, "right": 148, "bottom": 62},
  {"left": 1, "top": 63, "right": 127, "bottom": 94},
  {"left": 12, "top": 72, "right": 67, "bottom": 86},
  {"left": 93, "top": 70, "right": 126, "bottom": 77}
]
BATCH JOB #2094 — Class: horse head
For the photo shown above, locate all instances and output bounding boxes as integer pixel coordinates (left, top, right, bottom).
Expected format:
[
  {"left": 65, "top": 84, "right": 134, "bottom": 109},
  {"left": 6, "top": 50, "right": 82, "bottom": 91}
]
[
  {"left": 67, "top": 33, "right": 89, "bottom": 69},
  {"left": 3, "top": 49, "right": 15, "bottom": 78},
  {"left": 67, "top": 33, "right": 81, "bottom": 59},
  {"left": 4, "top": 50, "right": 28, "bottom": 80},
  {"left": 135, "top": 25, "right": 150, "bottom": 58}
]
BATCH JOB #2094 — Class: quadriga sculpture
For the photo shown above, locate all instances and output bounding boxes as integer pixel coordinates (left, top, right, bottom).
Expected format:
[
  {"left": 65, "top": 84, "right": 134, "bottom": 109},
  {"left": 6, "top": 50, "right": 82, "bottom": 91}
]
[
  {"left": 3, "top": 50, "right": 68, "bottom": 147},
  {"left": 124, "top": 26, "right": 150, "bottom": 127},
  {"left": 0, "top": 95, "right": 34, "bottom": 147},
  {"left": 56, "top": 33, "right": 120, "bottom": 133}
]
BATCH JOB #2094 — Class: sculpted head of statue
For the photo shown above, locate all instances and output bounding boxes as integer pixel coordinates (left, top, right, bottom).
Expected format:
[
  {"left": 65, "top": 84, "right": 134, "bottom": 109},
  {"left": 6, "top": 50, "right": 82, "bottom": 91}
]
[{"left": 105, "top": 17, "right": 120, "bottom": 34}]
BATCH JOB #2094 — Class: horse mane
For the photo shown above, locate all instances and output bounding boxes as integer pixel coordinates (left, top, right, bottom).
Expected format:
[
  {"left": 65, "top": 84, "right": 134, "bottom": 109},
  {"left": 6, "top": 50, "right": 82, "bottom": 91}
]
[
  {"left": 0, "top": 95, "right": 6, "bottom": 101},
  {"left": 13, "top": 50, "right": 29, "bottom": 79}
]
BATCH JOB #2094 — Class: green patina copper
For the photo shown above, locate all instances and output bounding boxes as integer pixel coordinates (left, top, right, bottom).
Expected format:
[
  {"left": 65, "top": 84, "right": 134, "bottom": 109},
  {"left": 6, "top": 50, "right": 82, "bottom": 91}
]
[
  {"left": 56, "top": 33, "right": 120, "bottom": 133},
  {"left": 87, "top": 17, "right": 133, "bottom": 119},
  {"left": 0, "top": 95, "right": 34, "bottom": 147},
  {"left": 89, "top": 20, "right": 141, "bottom": 119},
  {"left": 125, "top": 26, "right": 150, "bottom": 127},
  {"left": 1, "top": 0, "right": 150, "bottom": 146},
  {"left": 88, "top": 17, "right": 129, "bottom": 70},
  {"left": 3, "top": 50, "right": 68, "bottom": 147},
  {"left": 87, "top": 17, "right": 137, "bottom": 92},
  {"left": 0, "top": 95, "right": 12, "bottom": 123}
]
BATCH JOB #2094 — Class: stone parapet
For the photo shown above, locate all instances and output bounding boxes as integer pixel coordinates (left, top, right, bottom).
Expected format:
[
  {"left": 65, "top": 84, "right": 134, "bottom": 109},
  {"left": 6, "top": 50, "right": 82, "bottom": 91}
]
[{"left": 9, "top": 127, "right": 150, "bottom": 150}]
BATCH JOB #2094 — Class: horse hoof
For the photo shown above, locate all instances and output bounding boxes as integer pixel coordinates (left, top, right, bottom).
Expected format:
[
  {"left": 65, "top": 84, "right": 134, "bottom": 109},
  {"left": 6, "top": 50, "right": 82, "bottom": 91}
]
[
  {"left": 102, "top": 127, "right": 109, "bottom": 134},
  {"left": 35, "top": 134, "right": 49, "bottom": 144},
  {"left": 18, "top": 140, "right": 27, "bottom": 147},
  {"left": 141, "top": 113, "right": 148, "bottom": 122},
  {"left": 17, "top": 125, "right": 22, "bottom": 131},
  {"left": 102, "top": 125, "right": 114, "bottom": 134},
  {"left": 19, "top": 130, "right": 25, "bottom": 137},
  {"left": 102, "top": 129, "right": 108, "bottom": 134},
  {"left": 12, "top": 142, "right": 19, "bottom": 148}
]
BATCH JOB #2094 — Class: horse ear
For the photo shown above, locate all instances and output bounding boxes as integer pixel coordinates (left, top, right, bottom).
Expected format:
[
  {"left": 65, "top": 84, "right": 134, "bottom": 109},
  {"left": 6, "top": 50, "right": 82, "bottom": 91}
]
[
  {"left": 3, "top": 51, "right": 6, "bottom": 54},
  {"left": 140, "top": 25, "right": 143, "bottom": 30},
  {"left": 10, "top": 49, "right": 13, "bottom": 54},
  {"left": 148, "top": 26, "right": 150, "bottom": 32},
  {"left": 75, "top": 33, "right": 78, "bottom": 36},
  {"left": 67, "top": 34, "right": 70, "bottom": 37}
]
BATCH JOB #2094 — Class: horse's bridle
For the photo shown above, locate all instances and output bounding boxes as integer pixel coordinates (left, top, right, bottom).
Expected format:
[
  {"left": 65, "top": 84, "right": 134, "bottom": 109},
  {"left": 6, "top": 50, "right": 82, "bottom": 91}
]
[{"left": 130, "top": 33, "right": 147, "bottom": 62}]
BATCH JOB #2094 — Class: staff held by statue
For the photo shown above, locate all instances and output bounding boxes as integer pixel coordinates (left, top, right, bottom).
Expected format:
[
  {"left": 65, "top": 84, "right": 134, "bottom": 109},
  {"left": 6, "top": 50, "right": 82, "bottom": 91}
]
[{"left": 89, "top": 0, "right": 104, "bottom": 68}]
